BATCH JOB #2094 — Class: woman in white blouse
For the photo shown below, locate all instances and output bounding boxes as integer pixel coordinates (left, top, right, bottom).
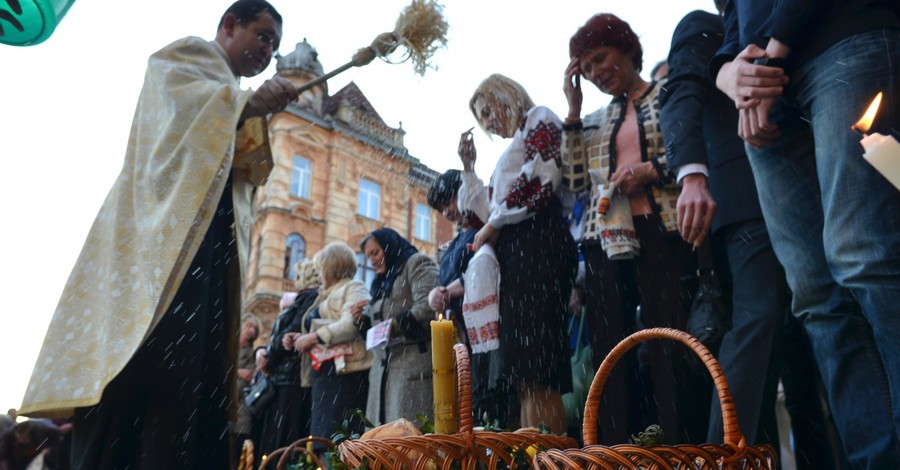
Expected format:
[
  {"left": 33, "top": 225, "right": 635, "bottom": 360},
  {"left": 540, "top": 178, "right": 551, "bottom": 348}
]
[{"left": 466, "top": 74, "right": 577, "bottom": 433}]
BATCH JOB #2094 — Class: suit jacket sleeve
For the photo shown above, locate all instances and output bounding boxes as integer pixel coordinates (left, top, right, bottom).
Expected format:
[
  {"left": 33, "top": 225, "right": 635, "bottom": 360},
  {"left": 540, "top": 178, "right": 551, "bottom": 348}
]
[
  {"left": 712, "top": 0, "right": 740, "bottom": 78},
  {"left": 660, "top": 11, "right": 723, "bottom": 173}
]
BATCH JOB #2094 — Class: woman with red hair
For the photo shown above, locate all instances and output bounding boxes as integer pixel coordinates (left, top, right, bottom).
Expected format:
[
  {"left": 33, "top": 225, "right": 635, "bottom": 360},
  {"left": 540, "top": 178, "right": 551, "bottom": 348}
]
[{"left": 561, "top": 13, "right": 705, "bottom": 445}]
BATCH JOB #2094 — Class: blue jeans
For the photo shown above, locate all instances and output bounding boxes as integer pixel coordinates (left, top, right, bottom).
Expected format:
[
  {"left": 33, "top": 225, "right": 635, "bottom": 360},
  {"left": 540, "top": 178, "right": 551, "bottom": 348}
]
[{"left": 747, "top": 29, "right": 900, "bottom": 469}]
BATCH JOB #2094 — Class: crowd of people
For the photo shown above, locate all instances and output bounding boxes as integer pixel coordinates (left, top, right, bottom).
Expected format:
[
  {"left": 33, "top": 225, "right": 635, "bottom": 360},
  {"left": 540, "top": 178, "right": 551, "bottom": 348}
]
[{"left": 12, "top": 0, "right": 900, "bottom": 468}]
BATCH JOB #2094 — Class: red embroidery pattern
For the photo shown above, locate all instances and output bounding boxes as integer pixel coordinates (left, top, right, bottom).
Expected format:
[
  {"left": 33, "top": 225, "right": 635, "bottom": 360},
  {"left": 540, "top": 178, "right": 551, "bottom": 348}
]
[
  {"left": 463, "top": 294, "right": 498, "bottom": 312},
  {"left": 505, "top": 177, "right": 553, "bottom": 211},
  {"left": 466, "top": 321, "right": 500, "bottom": 345},
  {"left": 600, "top": 228, "right": 638, "bottom": 242},
  {"left": 524, "top": 121, "right": 562, "bottom": 166}
]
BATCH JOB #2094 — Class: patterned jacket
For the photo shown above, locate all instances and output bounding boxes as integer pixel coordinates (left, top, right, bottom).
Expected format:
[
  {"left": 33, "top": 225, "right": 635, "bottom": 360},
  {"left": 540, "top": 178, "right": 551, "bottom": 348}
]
[{"left": 560, "top": 79, "right": 680, "bottom": 242}]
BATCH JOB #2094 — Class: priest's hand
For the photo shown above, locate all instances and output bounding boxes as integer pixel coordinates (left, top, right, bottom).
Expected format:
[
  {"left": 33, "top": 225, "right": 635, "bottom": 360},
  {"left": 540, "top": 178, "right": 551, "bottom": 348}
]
[{"left": 241, "top": 76, "right": 299, "bottom": 121}]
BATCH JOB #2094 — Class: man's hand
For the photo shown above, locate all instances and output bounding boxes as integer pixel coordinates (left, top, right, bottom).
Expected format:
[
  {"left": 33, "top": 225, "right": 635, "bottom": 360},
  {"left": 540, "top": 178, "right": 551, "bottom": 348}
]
[
  {"left": 677, "top": 173, "right": 717, "bottom": 248},
  {"left": 739, "top": 97, "right": 780, "bottom": 148},
  {"left": 241, "top": 76, "right": 299, "bottom": 120},
  {"left": 715, "top": 44, "right": 787, "bottom": 109}
]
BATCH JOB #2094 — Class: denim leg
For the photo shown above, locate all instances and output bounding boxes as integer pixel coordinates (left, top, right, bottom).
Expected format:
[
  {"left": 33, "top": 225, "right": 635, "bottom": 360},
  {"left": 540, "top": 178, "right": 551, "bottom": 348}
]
[
  {"left": 746, "top": 29, "right": 900, "bottom": 469},
  {"left": 800, "top": 29, "right": 900, "bottom": 437}
]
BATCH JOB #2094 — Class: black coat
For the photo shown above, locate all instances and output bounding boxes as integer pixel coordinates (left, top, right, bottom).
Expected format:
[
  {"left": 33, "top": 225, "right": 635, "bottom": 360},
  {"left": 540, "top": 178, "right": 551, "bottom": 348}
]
[
  {"left": 659, "top": 10, "right": 764, "bottom": 233},
  {"left": 266, "top": 288, "right": 319, "bottom": 386}
]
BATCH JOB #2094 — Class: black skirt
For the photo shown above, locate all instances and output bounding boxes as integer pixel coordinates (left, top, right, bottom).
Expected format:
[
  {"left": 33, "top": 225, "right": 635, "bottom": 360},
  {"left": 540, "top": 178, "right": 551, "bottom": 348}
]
[
  {"left": 495, "top": 207, "right": 577, "bottom": 393},
  {"left": 309, "top": 361, "right": 369, "bottom": 443}
]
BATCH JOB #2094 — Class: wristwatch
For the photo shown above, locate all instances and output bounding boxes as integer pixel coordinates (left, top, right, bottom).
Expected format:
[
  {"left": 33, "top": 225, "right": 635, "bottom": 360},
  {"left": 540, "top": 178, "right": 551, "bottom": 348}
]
[{"left": 753, "top": 57, "right": 787, "bottom": 69}]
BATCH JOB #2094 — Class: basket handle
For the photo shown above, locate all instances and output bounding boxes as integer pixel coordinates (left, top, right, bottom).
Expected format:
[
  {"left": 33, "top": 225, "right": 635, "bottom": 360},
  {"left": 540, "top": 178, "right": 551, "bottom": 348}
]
[
  {"left": 454, "top": 343, "right": 474, "bottom": 434},
  {"left": 582, "top": 328, "right": 744, "bottom": 449},
  {"left": 266, "top": 435, "right": 335, "bottom": 470}
]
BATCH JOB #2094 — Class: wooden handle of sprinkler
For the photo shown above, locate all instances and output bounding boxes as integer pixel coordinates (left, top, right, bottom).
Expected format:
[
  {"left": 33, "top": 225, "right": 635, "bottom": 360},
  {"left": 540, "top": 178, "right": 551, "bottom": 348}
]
[{"left": 293, "top": 46, "right": 379, "bottom": 95}]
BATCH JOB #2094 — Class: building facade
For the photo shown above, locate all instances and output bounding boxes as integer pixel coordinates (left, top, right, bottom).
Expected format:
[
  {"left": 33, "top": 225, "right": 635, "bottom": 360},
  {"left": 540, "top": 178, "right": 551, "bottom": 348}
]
[{"left": 243, "top": 40, "right": 454, "bottom": 337}]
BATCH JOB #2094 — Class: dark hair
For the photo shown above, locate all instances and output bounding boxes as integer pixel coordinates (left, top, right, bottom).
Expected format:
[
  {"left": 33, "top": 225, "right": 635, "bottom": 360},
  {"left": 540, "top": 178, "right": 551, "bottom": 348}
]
[
  {"left": 569, "top": 13, "right": 643, "bottom": 72},
  {"left": 650, "top": 60, "right": 667, "bottom": 80},
  {"left": 218, "top": 0, "right": 283, "bottom": 29},
  {"left": 427, "top": 169, "right": 462, "bottom": 210},
  {"left": 714, "top": 0, "right": 727, "bottom": 14}
]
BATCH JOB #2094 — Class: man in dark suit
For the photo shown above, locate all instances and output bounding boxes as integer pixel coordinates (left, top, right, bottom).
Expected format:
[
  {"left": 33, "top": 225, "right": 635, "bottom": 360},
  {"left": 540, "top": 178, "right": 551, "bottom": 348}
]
[{"left": 659, "top": 7, "right": 789, "bottom": 450}]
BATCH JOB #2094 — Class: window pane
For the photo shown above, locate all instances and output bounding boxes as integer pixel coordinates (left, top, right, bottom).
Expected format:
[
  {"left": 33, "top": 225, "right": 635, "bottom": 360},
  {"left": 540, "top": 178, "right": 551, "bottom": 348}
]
[
  {"left": 354, "top": 252, "right": 375, "bottom": 291},
  {"left": 415, "top": 204, "right": 431, "bottom": 241},
  {"left": 291, "top": 156, "right": 312, "bottom": 199},
  {"left": 357, "top": 179, "right": 381, "bottom": 220},
  {"left": 284, "top": 233, "right": 306, "bottom": 279}
]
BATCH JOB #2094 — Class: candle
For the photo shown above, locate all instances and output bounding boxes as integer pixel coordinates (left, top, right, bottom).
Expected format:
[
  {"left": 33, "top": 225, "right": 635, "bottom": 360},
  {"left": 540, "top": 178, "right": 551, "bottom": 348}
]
[
  {"left": 852, "top": 92, "right": 900, "bottom": 191},
  {"left": 431, "top": 313, "right": 458, "bottom": 433},
  {"left": 306, "top": 436, "right": 314, "bottom": 464}
]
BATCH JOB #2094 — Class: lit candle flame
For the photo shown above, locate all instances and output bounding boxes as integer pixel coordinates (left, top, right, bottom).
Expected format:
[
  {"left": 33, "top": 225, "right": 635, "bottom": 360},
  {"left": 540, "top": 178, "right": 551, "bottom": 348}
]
[
  {"left": 438, "top": 313, "right": 444, "bottom": 321},
  {"left": 852, "top": 92, "right": 883, "bottom": 134}
]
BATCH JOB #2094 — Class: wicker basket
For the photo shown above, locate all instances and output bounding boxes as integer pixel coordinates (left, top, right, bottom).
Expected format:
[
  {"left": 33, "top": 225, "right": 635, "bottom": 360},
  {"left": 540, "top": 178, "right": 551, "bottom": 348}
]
[
  {"left": 535, "top": 328, "right": 777, "bottom": 469},
  {"left": 338, "top": 343, "right": 577, "bottom": 469},
  {"left": 260, "top": 435, "right": 335, "bottom": 470}
]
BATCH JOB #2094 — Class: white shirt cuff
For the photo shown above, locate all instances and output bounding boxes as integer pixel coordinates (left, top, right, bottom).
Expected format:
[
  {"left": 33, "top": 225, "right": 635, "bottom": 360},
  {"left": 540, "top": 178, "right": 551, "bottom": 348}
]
[{"left": 676, "top": 163, "right": 709, "bottom": 184}]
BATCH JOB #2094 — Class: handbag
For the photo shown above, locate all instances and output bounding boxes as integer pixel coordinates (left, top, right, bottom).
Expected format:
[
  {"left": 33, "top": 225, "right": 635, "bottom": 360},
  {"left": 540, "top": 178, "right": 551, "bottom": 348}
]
[
  {"left": 562, "top": 309, "right": 593, "bottom": 427},
  {"left": 244, "top": 374, "right": 275, "bottom": 417},
  {"left": 686, "top": 242, "right": 730, "bottom": 350}
]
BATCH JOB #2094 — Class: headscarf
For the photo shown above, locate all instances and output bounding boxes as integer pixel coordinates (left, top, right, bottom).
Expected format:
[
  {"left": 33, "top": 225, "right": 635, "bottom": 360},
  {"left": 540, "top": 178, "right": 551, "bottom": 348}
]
[
  {"left": 365, "top": 228, "right": 418, "bottom": 302},
  {"left": 294, "top": 258, "right": 321, "bottom": 291}
]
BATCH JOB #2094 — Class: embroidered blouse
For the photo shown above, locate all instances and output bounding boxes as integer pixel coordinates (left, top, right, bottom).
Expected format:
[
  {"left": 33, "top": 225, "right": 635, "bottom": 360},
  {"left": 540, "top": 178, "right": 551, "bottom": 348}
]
[{"left": 487, "top": 106, "right": 565, "bottom": 229}]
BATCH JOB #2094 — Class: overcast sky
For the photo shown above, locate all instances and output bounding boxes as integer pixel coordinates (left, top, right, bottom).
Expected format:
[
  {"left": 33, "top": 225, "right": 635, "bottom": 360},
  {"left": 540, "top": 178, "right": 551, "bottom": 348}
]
[{"left": 0, "top": 0, "right": 715, "bottom": 412}]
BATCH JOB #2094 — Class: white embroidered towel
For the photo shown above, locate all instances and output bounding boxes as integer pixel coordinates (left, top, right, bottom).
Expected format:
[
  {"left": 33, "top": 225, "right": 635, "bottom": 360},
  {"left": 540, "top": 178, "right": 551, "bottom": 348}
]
[{"left": 462, "top": 244, "right": 500, "bottom": 353}]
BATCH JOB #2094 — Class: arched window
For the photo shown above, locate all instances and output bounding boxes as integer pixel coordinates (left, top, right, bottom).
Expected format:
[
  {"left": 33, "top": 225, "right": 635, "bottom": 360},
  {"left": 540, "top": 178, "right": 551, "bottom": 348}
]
[{"left": 284, "top": 233, "right": 306, "bottom": 279}]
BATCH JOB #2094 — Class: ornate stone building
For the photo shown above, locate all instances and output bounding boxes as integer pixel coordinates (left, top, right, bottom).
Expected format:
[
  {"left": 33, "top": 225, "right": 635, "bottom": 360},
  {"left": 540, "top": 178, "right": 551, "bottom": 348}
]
[{"left": 243, "top": 40, "right": 454, "bottom": 337}]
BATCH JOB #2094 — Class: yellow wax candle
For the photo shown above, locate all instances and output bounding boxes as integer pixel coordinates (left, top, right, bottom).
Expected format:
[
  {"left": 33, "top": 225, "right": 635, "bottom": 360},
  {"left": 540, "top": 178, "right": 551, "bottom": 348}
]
[{"left": 431, "top": 314, "right": 457, "bottom": 434}]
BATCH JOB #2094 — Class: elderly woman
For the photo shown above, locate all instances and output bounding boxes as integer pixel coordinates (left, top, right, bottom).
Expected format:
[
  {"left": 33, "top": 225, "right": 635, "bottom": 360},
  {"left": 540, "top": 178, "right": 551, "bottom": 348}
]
[
  {"left": 284, "top": 243, "right": 372, "bottom": 439},
  {"left": 465, "top": 74, "right": 577, "bottom": 433},
  {"left": 562, "top": 13, "right": 702, "bottom": 444},
  {"left": 232, "top": 313, "right": 262, "bottom": 460},
  {"left": 256, "top": 260, "right": 320, "bottom": 456},
  {"left": 359, "top": 228, "right": 440, "bottom": 425}
]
